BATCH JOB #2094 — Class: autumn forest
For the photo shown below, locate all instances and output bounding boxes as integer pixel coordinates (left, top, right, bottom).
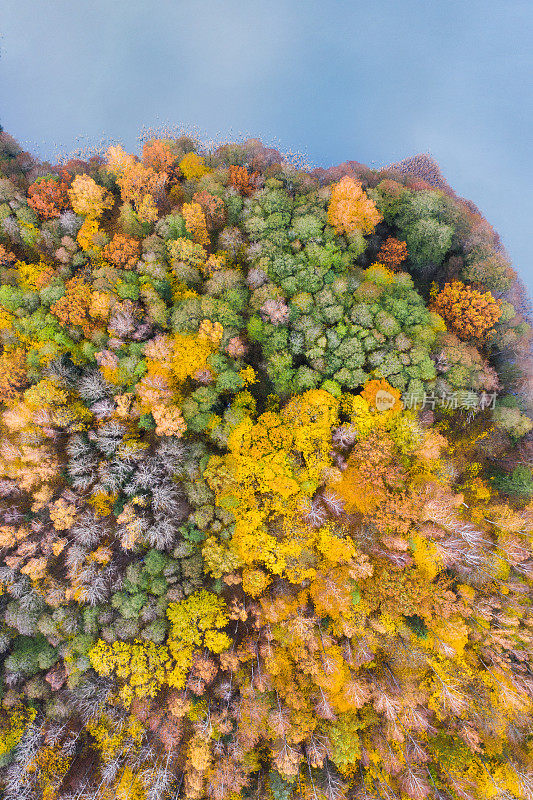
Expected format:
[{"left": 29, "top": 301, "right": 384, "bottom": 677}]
[{"left": 0, "top": 130, "right": 531, "bottom": 800}]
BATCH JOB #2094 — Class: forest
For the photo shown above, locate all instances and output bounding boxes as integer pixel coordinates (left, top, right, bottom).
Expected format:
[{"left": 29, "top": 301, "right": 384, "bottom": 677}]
[{"left": 0, "top": 128, "right": 531, "bottom": 799}]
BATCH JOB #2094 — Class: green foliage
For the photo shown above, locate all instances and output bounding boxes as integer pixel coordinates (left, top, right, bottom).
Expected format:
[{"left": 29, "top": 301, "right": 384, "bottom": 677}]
[
  {"left": 155, "top": 211, "right": 188, "bottom": 241},
  {"left": 327, "top": 712, "right": 363, "bottom": 775},
  {"left": 493, "top": 403, "right": 533, "bottom": 439},
  {"left": 5, "top": 635, "right": 58, "bottom": 676},
  {"left": 267, "top": 770, "right": 294, "bottom": 800},
  {"left": 373, "top": 186, "right": 454, "bottom": 272},
  {"left": 493, "top": 465, "right": 533, "bottom": 498}
]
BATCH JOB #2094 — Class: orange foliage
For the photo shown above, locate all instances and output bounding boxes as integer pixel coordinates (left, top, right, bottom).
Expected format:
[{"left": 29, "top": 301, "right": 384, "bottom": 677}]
[
  {"left": 50, "top": 276, "right": 93, "bottom": 335},
  {"left": 106, "top": 144, "right": 167, "bottom": 222},
  {"left": 361, "top": 379, "right": 403, "bottom": 414},
  {"left": 377, "top": 236, "right": 408, "bottom": 270},
  {"left": 192, "top": 190, "right": 227, "bottom": 229},
  {"left": 151, "top": 404, "right": 187, "bottom": 437},
  {"left": 0, "top": 347, "right": 27, "bottom": 403},
  {"left": 49, "top": 498, "right": 77, "bottom": 531},
  {"left": 117, "top": 162, "right": 167, "bottom": 207},
  {"left": 327, "top": 175, "right": 382, "bottom": 236},
  {"left": 433, "top": 280, "right": 502, "bottom": 340},
  {"left": 142, "top": 139, "right": 176, "bottom": 172},
  {"left": 20, "top": 556, "right": 48, "bottom": 581},
  {"left": 333, "top": 430, "right": 407, "bottom": 517},
  {"left": 0, "top": 244, "right": 17, "bottom": 268},
  {"left": 27, "top": 170, "right": 72, "bottom": 219},
  {"left": 373, "top": 490, "right": 419, "bottom": 540},
  {"left": 102, "top": 233, "right": 141, "bottom": 269},
  {"left": 228, "top": 165, "right": 259, "bottom": 197}
]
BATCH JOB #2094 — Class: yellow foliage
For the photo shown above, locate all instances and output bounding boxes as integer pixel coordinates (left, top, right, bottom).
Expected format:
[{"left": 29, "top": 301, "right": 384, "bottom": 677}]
[
  {"left": 88, "top": 639, "right": 172, "bottom": 704},
  {"left": 105, "top": 144, "right": 137, "bottom": 175},
  {"left": 168, "top": 236, "right": 207, "bottom": 269},
  {"left": 114, "top": 392, "right": 137, "bottom": 418},
  {"left": 49, "top": 498, "right": 77, "bottom": 531},
  {"left": 201, "top": 535, "right": 244, "bottom": 580},
  {"left": 88, "top": 289, "right": 115, "bottom": 320},
  {"left": 0, "top": 703, "right": 37, "bottom": 759},
  {"left": 24, "top": 378, "right": 68, "bottom": 410},
  {"left": 188, "top": 736, "right": 212, "bottom": 772},
  {"left": 430, "top": 615, "right": 469, "bottom": 656},
  {"left": 411, "top": 533, "right": 441, "bottom": 580},
  {"left": 182, "top": 201, "right": 210, "bottom": 248},
  {"left": 76, "top": 217, "right": 102, "bottom": 251},
  {"left": 239, "top": 366, "right": 257, "bottom": 386},
  {"left": 0, "top": 525, "right": 16, "bottom": 548},
  {"left": 204, "top": 390, "right": 339, "bottom": 579},
  {"left": 0, "top": 308, "right": 14, "bottom": 332},
  {"left": 340, "top": 392, "right": 420, "bottom": 458},
  {"left": 316, "top": 525, "right": 356, "bottom": 566},
  {"left": 364, "top": 263, "right": 396, "bottom": 285},
  {"left": 166, "top": 590, "right": 231, "bottom": 689},
  {"left": 68, "top": 174, "right": 114, "bottom": 219},
  {"left": 88, "top": 489, "right": 117, "bottom": 517},
  {"left": 241, "top": 568, "right": 271, "bottom": 596},
  {"left": 179, "top": 152, "right": 210, "bottom": 180},
  {"left": 87, "top": 713, "right": 144, "bottom": 760},
  {"left": 201, "top": 252, "right": 227, "bottom": 277},
  {"left": 327, "top": 176, "right": 382, "bottom": 236},
  {"left": 17, "top": 259, "right": 55, "bottom": 291},
  {"left": 197, "top": 318, "right": 223, "bottom": 344},
  {"left": 136, "top": 192, "right": 159, "bottom": 223},
  {"left": 0, "top": 347, "right": 27, "bottom": 404},
  {"left": 26, "top": 746, "right": 71, "bottom": 800},
  {"left": 172, "top": 331, "right": 217, "bottom": 384},
  {"left": 468, "top": 476, "right": 492, "bottom": 501},
  {"left": 115, "top": 766, "right": 147, "bottom": 800}
]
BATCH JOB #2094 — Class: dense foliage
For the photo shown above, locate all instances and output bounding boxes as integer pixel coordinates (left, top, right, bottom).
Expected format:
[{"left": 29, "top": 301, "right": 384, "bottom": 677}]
[{"left": 0, "top": 129, "right": 532, "bottom": 800}]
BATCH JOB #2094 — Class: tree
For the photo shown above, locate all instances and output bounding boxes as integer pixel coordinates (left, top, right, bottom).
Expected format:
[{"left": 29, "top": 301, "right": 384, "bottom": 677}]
[
  {"left": 27, "top": 170, "right": 72, "bottom": 219},
  {"left": 376, "top": 237, "right": 408, "bottom": 270},
  {"left": 327, "top": 176, "right": 382, "bottom": 236},
  {"left": 432, "top": 280, "right": 503, "bottom": 340}
]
